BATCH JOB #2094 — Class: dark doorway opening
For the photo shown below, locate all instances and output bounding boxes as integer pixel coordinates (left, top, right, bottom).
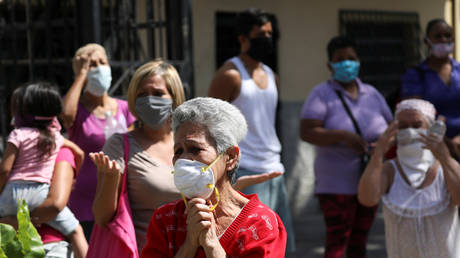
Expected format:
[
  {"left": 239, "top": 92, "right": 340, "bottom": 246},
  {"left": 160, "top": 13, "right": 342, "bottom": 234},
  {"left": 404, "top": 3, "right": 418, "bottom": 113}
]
[
  {"left": 215, "top": 11, "right": 279, "bottom": 73},
  {"left": 0, "top": 0, "right": 194, "bottom": 151}
]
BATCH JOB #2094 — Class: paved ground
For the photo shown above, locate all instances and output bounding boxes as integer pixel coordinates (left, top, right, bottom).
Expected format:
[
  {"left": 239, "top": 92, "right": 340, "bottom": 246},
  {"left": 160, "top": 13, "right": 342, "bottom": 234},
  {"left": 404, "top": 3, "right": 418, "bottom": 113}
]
[{"left": 286, "top": 207, "right": 387, "bottom": 258}]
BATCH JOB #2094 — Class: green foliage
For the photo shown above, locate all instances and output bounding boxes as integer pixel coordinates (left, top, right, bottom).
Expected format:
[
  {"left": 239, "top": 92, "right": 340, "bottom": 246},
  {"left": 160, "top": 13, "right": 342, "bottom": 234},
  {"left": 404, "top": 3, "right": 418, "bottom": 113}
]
[
  {"left": 0, "top": 224, "right": 22, "bottom": 258},
  {"left": 0, "top": 200, "right": 45, "bottom": 258}
]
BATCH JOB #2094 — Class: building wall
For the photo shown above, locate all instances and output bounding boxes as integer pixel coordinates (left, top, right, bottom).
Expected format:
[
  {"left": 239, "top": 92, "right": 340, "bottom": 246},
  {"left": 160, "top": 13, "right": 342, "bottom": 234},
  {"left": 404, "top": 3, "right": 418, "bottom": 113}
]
[
  {"left": 191, "top": 0, "right": 447, "bottom": 217},
  {"left": 192, "top": 0, "right": 446, "bottom": 100}
]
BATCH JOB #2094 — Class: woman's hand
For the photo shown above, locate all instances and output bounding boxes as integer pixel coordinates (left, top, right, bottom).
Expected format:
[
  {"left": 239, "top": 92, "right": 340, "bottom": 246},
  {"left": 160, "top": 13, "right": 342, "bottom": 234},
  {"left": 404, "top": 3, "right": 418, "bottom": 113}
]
[
  {"left": 62, "top": 139, "right": 84, "bottom": 173},
  {"left": 420, "top": 132, "right": 451, "bottom": 162},
  {"left": 199, "top": 210, "right": 226, "bottom": 257},
  {"left": 74, "top": 54, "right": 91, "bottom": 77},
  {"left": 183, "top": 198, "right": 214, "bottom": 251},
  {"left": 342, "top": 131, "right": 368, "bottom": 154},
  {"left": 89, "top": 152, "right": 121, "bottom": 177},
  {"left": 233, "top": 171, "right": 283, "bottom": 191},
  {"left": 374, "top": 121, "right": 399, "bottom": 157}
]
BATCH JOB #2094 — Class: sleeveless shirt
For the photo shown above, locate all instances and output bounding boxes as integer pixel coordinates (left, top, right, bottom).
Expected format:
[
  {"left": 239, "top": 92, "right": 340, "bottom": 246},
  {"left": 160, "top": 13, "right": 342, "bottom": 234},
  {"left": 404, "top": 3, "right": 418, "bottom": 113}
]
[
  {"left": 382, "top": 160, "right": 460, "bottom": 258},
  {"left": 229, "top": 57, "right": 284, "bottom": 173}
]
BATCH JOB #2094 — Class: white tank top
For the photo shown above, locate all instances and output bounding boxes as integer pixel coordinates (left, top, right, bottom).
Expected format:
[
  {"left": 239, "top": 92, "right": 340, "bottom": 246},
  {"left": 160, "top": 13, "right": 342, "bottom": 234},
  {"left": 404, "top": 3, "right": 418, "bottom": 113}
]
[
  {"left": 382, "top": 160, "right": 450, "bottom": 217},
  {"left": 229, "top": 57, "right": 284, "bottom": 173}
]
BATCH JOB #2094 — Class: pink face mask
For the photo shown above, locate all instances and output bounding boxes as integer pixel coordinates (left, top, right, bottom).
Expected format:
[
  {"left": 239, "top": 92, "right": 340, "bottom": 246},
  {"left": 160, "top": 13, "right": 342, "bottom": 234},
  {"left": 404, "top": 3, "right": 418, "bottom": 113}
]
[{"left": 427, "top": 38, "right": 454, "bottom": 58}]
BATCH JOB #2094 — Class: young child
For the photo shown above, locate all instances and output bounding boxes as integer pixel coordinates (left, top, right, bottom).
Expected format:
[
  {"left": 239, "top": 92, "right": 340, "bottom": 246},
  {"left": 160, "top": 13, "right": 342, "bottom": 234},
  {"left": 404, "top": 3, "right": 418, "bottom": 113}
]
[{"left": 0, "top": 82, "right": 88, "bottom": 258}]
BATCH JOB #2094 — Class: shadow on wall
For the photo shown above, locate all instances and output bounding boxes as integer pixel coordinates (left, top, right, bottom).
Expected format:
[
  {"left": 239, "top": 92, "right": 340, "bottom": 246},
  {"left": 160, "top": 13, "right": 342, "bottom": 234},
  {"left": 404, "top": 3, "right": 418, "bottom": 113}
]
[
  {"left": 286, "top": 140, "right": 318, "bottom": 218},
  {"left": 280, "top": 101, "right": 319, "bottom": 219}
]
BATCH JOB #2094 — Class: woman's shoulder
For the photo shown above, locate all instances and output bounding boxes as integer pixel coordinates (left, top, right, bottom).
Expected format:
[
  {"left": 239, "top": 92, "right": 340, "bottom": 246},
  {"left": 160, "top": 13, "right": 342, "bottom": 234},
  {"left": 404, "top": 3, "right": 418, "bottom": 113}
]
[
  {"left": 359, "top": 81, "right": 388, "bottom": 102},
  {"left": 114, "top": 98, "right": 129, "bottom": 109},
  {"left": 241, "top": 194, "right": 283, "bottom": 226},
  {"left": 401, "top": 65, "right": 426, "bottom": 81},
  {"left": 102, "top": 133, "right": 128, "bottom": 157},
  {"left": 304, "top": 80, "right": 334, "bottom": 102},
  {"left": 313, "top": 80, "right": 333, "bottom": 93},
  {"left": 9, "top": 127, "right": 40, "bottom": 141}
]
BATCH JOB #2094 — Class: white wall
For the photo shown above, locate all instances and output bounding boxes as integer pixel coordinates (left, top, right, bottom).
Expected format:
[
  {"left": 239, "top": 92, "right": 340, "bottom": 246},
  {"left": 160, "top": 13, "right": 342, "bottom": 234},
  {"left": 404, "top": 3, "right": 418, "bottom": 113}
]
[{"left": 191, "top": 0, "right": 446, "bottom": 101}]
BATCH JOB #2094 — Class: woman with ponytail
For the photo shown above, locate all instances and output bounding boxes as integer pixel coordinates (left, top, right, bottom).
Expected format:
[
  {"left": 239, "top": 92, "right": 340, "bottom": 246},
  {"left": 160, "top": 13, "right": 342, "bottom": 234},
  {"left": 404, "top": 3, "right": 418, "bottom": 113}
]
[{"left": 0, "top": 82, "right": 88, "bottom": 258}]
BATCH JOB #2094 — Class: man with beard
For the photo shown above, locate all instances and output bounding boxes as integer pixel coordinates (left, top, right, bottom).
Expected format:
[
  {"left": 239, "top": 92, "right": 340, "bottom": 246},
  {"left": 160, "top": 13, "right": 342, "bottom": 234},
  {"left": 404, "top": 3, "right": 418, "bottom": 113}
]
[{"left": 208, "top": 8, "right": 295, "bottom": 253}]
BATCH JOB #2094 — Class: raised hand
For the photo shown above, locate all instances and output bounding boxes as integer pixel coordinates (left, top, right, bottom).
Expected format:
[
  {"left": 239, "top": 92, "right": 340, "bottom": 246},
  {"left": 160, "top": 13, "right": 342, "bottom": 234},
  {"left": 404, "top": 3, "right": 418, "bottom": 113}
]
[
  {"left": 89, "top": 152, "right": 121, "bottom": 177},
  {"left": 74, "top": 53, "right": 91, "bottom": 77},
  {"left": 420, "top": 132, "right": 450, "bottom": 161},
  {"left": 374, "top": 121, "right": 399, "bottom": 156},
  {"left": 183, "top": 198, "right": 213, "bottom": 251},
  {"left": 199, "top": 209, "right": 225, "bottom": 256}
]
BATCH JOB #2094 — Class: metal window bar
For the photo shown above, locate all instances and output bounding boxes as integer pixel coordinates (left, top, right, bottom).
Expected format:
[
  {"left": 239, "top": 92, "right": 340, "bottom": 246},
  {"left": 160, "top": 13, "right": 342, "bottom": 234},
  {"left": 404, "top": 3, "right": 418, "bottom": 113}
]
[
  {"left": 339, "top": 10, "right": 421, "bottom": 109},
  {"left": 0, "top": 0, "right": 194, "bottom": 152}
]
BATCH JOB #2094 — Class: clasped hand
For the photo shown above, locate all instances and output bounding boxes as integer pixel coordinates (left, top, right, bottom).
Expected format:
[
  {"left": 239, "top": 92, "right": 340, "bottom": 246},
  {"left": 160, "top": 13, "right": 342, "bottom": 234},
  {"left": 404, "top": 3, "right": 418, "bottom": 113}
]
[{"left": 184, "top": 198, "right": 221, "bottom": 252}]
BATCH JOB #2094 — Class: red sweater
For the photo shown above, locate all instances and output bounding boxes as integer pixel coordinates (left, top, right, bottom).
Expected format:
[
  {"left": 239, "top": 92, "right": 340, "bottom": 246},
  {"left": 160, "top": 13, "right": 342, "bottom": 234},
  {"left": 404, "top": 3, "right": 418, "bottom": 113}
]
[{"left": 141, "top": 193, "right": 287, "bottom": 257}]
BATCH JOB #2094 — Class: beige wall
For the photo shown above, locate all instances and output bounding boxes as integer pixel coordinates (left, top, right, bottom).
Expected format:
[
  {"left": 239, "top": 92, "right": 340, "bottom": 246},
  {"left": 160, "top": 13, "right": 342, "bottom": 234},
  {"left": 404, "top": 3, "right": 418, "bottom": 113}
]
[{"left": 191, "top": 0, "right": 446, "bottom": 101}]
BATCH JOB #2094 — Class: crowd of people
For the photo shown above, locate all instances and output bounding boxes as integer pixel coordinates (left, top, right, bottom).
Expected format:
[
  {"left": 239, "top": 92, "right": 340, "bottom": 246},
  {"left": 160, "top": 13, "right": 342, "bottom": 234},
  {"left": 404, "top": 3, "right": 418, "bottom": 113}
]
[{"left": 0, "top": 6, "right": 459, "bottom": 258}]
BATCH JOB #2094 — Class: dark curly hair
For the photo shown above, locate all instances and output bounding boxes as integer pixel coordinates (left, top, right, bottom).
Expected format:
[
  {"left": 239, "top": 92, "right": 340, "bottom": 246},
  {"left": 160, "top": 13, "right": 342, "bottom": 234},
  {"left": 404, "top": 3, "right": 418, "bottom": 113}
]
[{"left": 327, "top": 36, "right": 357, "bottom": 61}]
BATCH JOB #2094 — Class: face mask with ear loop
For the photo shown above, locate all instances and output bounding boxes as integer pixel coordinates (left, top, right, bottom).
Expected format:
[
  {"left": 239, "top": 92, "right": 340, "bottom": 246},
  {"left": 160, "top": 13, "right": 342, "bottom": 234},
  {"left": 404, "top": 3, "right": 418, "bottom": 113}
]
[
  {"left": 426, "top": 38, "right": 454, "bottom": 58},
  {"left": 172, "top": 153, "right": 224, "bottom": 211}
]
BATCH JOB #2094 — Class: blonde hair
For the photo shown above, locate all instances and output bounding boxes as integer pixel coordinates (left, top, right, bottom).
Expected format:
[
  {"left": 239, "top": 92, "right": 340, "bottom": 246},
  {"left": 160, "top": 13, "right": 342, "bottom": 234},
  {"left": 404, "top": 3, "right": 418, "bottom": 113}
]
[
  {"left": 72, "top": 43, "right": 108, "bottom": 75},
  {"left": 127, "top": 59, "right": 185, "bottom": 119}
]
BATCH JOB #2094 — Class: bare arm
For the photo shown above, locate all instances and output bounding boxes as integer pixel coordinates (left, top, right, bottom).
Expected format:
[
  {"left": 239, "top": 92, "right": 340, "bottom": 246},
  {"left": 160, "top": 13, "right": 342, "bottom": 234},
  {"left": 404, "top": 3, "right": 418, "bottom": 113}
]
[
  {"left": 0, "top": 149, "right": 75, "bottom": 227},
  {"left": 61, "top": 54, "right": 90, "bottom": 129},
  {"left": 358, "top": 121, "right": 398, "bottom": 207},
  {"left": 0, "top": 143, "right": 18, "bottom": 192},
  {"left": 62, "top": 138, "right": 84, "bottom": 173},
  {"left": 232, "top": 171, "right": 283, "bottom": 191},
  {"left": 358, "top": 156, "right": 393, "bottom": 207},
  {"left": 90, "top": 152, "right": 122, "bottom": 227},
  {"left": 208, "top": 63, "right": 241, "bottom": 102},
  {"left": 300, "top": 119, "right": 367, "bottom": 153},
  {"left": 31, "top": 159, "right": 74, "bottom": 224},
  {"left": 420, "top": 132, "right": 460, "bottom": 205}
]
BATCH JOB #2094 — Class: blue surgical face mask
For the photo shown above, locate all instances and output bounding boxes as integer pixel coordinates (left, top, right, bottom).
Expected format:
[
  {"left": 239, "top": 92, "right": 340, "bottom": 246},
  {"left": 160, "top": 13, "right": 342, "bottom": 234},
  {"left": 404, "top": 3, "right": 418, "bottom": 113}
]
[
  {"left": 86, "top": 65, "right": 112, "bottom": 96},
  {"left": 330, "top": 60, "right": 360, "bottom": 83}
]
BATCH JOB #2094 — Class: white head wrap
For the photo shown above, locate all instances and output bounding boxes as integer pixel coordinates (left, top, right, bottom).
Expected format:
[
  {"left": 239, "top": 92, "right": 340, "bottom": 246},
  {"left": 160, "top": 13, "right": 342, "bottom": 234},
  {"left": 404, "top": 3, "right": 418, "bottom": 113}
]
[{"left": 395, "top": 99, "right": 436, "bottom": 123}]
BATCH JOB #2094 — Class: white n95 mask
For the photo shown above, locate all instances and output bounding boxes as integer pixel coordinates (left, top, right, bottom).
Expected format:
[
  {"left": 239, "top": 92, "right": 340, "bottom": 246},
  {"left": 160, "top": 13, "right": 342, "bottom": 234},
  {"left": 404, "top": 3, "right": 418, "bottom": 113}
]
[{"left": 173, "top": 154, "right": 223, "bottom": 210}]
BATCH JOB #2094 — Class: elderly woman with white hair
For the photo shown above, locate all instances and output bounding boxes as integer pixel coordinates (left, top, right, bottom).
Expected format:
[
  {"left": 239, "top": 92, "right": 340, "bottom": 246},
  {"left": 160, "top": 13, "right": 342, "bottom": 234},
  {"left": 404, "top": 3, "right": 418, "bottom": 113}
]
[
  {"left": 141, "top": 97, "right": 287, "bottom": 257},
  {"left": 358, "top": 99, "right": 460, "bottom": 258}
]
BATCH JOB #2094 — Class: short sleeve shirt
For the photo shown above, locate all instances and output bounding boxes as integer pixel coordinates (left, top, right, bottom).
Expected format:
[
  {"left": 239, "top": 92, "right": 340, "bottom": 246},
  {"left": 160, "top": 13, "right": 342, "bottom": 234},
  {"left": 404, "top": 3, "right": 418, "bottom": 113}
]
[
  {"left": 301, "top": 78, "right": 393, "bottom": 194},
  {"left": 68, "top": 99, "right": 136, "bottom": 221},
  {"left": 401, "top": 58, "right": 460, "bottom": 138},
  {"left": 103, "top": 133, "right": 180, "bottom": 251},
  {"left": 7, "top": 127, "right": 64, "bottom": 184}
]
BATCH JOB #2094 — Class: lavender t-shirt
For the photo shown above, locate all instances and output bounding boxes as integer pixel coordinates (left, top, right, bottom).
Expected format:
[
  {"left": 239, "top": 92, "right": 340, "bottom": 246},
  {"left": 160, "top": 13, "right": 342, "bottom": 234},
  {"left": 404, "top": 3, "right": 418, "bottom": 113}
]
[
  {"left": 68, "top": 99, "right": 136, "bottom": 221},
  {"left": 301, "top": 79, "right": 392, "bottom": 194}
]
